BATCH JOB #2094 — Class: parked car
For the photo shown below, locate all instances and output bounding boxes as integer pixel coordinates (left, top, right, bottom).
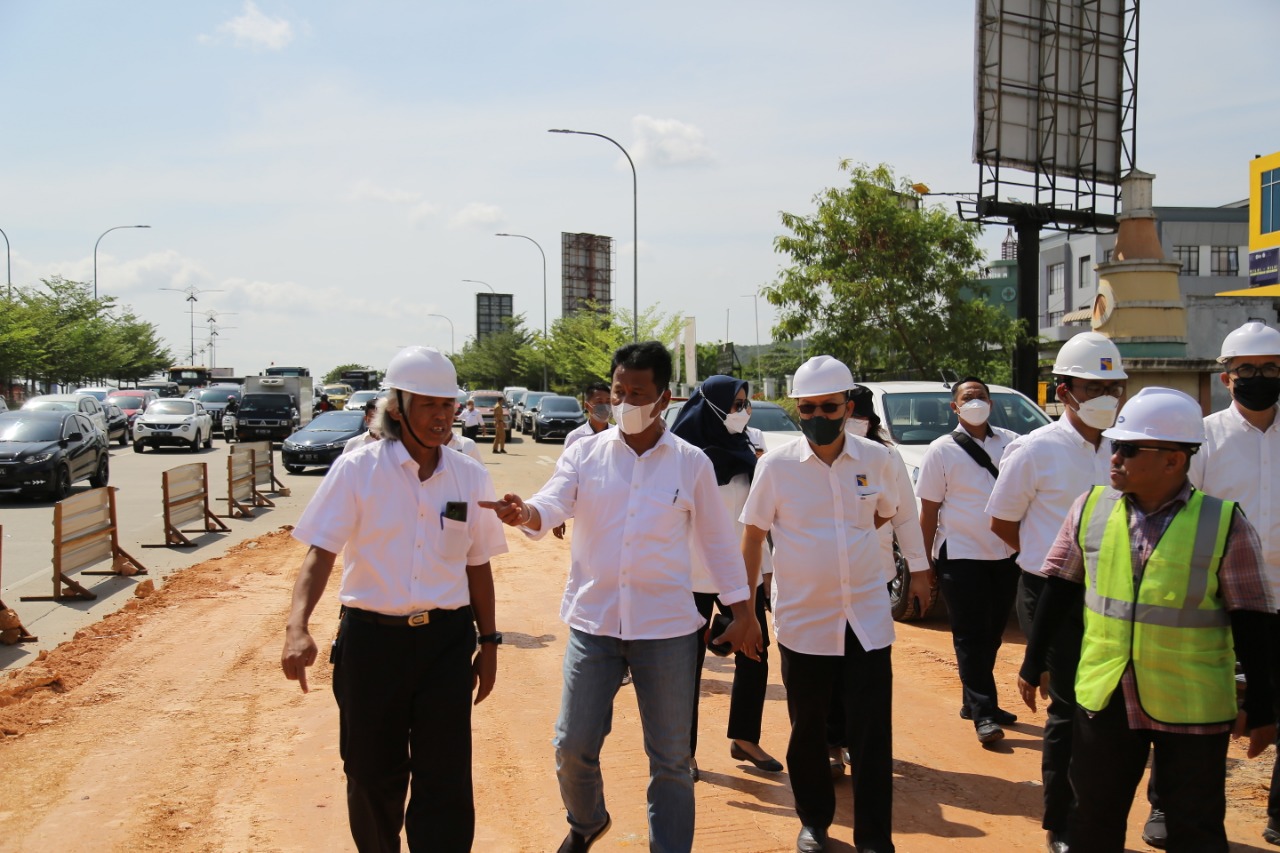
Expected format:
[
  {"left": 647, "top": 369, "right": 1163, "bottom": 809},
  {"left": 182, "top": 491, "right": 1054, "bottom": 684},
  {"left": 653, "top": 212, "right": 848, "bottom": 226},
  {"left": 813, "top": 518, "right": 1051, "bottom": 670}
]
[
  {"left": 0, "top": 410, "right": 110, "bottom": 500},
  {"left": 194, "top": 385, "right": 243, "bottom": 434},
  {"left": 281, "top": 410, "right": 368, "bottom": 473},
  {"left": 105, "top": 390, "right": 159, "bottom": 442},
  {"left": 321, "top": 383, "right": 355, "bottom": 410},
  {"left": 137, "top": 380, "right": 182, "bottom": 398},
  {"left": 0, "top": 397, "right": 8, "bottom": 412},
  {"left": 531, "top": 395, "right": 587, "bottom": 442},
  {"left": 76, "top": 386, "right": 119, "bottom": 402},
  {"left": 502, "top": 386, "right": 529, "bottom": 408},
  {"left": 468, "top": 390, "right": 505, "bottom": 438},
  {"left": 101, "top": 403, "right": 129, "bottom": 447},
  {"left": 345, "top": 389, "right": 381, "bottom": 412},
  {"left": 23, "top": 394, "right": 109, "bottom": 437},
  {"left": 132, "top": 398, "right": 214, "bottom": 452},
  {"left": 515, "top": 391, "right": 554, "bottom": 433}
]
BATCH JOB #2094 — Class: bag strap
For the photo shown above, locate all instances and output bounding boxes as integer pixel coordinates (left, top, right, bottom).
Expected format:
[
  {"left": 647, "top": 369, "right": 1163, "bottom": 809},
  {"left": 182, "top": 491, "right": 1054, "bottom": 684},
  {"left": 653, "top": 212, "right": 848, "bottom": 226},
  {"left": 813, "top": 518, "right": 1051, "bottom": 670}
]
[{"left": 951, "top": 430, "right": 1000, "bottom": 480}]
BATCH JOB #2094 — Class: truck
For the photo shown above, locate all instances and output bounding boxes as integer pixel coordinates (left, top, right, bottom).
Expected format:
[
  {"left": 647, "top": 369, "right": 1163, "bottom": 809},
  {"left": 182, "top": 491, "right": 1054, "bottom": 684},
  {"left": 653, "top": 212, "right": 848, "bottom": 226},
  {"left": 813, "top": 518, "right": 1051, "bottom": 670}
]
[
  {"left": 209, "top": 367, "right": 236, "bottom": 380},
  {"left": 339, "top": 369, "right": 380, "bottom": 391},
  {"left": 234, "top": 375, "right": 315, "bottom": 443}
]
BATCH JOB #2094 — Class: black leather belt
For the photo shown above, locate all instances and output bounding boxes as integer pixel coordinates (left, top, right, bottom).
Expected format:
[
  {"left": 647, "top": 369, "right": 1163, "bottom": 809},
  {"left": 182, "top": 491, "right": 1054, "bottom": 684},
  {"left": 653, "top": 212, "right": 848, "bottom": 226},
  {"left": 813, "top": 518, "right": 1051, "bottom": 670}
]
[{"left": 342, "top": 605, "right": 471, "bottom": 628}]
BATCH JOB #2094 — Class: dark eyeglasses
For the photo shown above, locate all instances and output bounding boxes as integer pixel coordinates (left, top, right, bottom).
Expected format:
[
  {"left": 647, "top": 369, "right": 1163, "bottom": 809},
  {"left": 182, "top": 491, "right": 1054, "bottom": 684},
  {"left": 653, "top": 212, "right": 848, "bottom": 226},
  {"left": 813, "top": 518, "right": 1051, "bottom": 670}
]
[
  {"left": 730, "top": 400, "right": 749, "bottom": 413},
  {"left": 1110, "top": 441, "right": 1173, "bottom": 458},
  {"left": 1072, "top": 381, "right": 1126, "bottom": 399},
  {"left": 797, "top": 401, "right": 844, "bottom": 416},
  {"left": 1228, "top": 363, "right": 1280, "bottom": 380}
]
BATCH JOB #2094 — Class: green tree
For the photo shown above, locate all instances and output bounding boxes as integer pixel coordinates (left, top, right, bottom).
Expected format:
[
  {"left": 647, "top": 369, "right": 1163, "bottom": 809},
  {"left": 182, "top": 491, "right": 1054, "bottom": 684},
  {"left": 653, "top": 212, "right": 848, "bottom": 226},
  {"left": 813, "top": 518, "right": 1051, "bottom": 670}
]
[
  {"left": 324, "top": 363, "right": 377, "bottom": 385},
  {"left": 453, "top": 316, "right": 542, "bottom": 391},
  {"left": 767, "top": 161, "right": 1025, "bottom": 382}
]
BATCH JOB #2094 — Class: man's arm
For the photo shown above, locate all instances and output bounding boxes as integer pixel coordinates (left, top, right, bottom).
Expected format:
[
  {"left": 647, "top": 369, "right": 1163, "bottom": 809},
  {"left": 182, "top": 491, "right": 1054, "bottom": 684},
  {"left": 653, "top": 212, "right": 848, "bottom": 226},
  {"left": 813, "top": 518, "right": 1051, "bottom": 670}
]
[
  {"left": 919, "top": 498, "right": 941, "bottom": 568},
  {"left": 281, "top": 545, "right": 337, "bottom": 693},
  {"left": 467, "top": 560, "right": 498, "bottom": 705},
  {"left": 990, "top": 516, "right": 1021, "bottom": 553},
  {"left": 741, "top": 524, "right": 768, "bottom": 594}
]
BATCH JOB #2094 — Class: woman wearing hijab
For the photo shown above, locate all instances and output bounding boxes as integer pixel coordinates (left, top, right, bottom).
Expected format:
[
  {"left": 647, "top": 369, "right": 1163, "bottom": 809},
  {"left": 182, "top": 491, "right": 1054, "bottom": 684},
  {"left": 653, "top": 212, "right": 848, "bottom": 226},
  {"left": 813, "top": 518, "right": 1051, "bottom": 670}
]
[{"left": 671, "top": 374, "right": 782, "bottom": 779}]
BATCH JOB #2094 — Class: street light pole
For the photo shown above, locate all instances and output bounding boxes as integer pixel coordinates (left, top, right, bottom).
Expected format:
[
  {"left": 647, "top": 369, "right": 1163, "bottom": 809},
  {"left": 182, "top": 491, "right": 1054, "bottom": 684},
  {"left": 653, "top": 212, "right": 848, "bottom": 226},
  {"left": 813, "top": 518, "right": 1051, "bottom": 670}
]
[
  {"left": 94, "top": 225, "right": 150, "bottom": 300},
  {"left": 161, "top": 286, "right": 221, "bottom": 365},
  {"left": 0, "top": 227, "right": 9, "bottom": 299},
  {"left": 741, "top": 292, "right": 761, "bottom": 393},
  {"left": 426, "top": 313, "right": 455, "bottom": 353},
  {"left": 548, "top": 128, "right": 638, "bottom": 342},
  {"left": 495, "top": 233, "right": 549, "bottom": 391},
  {"left": 462, "top": 279, "right": 496, "bottom": 293}
]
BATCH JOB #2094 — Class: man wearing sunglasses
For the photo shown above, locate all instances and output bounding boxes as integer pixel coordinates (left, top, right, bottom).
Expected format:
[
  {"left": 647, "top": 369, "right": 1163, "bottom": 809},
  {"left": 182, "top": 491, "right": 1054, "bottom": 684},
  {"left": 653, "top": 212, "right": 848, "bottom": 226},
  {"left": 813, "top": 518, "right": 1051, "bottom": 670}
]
[
  {"left": 741, "top": 355, "right": 924, "bottom": 853},
  {"left": 1189, "top": 320, "right": 1280, "bottom": 845},
  {"left": 985, "top": 330, "right": 1127, "bottom": 853},
  {"left": 1017, "top": 386, "right": 1276, "bottom": 852}
]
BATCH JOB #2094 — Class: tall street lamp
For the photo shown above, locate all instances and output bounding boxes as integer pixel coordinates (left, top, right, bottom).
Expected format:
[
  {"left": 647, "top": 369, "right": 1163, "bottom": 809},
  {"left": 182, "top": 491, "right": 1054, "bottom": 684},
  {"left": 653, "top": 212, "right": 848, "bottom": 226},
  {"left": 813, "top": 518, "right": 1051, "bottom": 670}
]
[
  {"left": 741, "top": 291, "right": 762, "bottom": 393},
  {"left": 204, "top": 311, "right": 237, "bottom": 369},
  {"left": 549, "top": 128, "right": 638, "bottom": 342},
  {"left": 161, "top": 285, "right": 222, "bottom": 365},
  {"left": 495, "top": 233, "right": 549, "bottom": 391},
  {"left": 426, "top": 313, "right": 455, "bottom": 354},
  {"left": 0, "top": 227, "right": 9, "bottom": 299},
  {"left": 462, "top": 279, "right": 495, "bottom": 293},
  {"left": 94, "top": 225, "right": 150, "bottom": 300}
]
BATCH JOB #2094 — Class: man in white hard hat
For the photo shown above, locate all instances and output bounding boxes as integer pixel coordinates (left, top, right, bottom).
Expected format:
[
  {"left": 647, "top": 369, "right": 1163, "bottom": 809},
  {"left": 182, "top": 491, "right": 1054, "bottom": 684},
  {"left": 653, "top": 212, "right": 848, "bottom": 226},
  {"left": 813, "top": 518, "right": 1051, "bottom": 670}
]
[
  {"left": 741, "top": 355, "right": 925, "bottom": 853},
  {"left": 1017, "top": 387, "right": 1277, "bottom": 852},
  {"left": 481, "top": 341, "right": 761, "bottom": 853},
  {"left": 281, "top": 345, "right": 508, "bottom": 853},
  {"left": 1189, "top": 320, "right": 1280, "bottom": 845},
  {"left": 985, "top": 330, "right": 1127, "bottom": 853},
  {"left": 916, "top": 376, "right": 1021, "bottom": 745}
]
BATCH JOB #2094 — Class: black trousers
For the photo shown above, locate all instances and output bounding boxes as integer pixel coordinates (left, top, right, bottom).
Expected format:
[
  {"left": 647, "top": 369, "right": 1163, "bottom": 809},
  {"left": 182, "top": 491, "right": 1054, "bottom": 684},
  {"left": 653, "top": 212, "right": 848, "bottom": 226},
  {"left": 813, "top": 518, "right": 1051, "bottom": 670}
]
[
  {"left": 936, "top": 553, "right": 1020, "bottom": 723},
  {"left": 1070, "top": 693, "right": 1229, "bottom": 853},
  {"left": 691, "top": 587, "right": 771, "bottom": 755},
  {"left": 780, "top": 625, "right": 894, "bottom": 852},
  {"left": 1016, "top": 571, "right": 1083, "bottom": 834},
  {"left": 332, "top": 607, "right": 477, "bottom": 853},
  {"left": 462, "top": 424, "right": 480, "bottom": 441}
]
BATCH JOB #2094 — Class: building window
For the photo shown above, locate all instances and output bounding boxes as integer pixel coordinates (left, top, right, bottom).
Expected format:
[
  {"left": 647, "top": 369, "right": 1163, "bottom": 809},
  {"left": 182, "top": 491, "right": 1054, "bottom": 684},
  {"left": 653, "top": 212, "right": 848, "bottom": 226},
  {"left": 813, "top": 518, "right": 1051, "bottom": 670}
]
[
  {"left": 1047, "top": 262, "right": 1064, "bottom": 295},
  {"left": 1173, "top": 245, "right": 1200, "bottom": 275},
  {"left": 1047, "top": 310, "right": 1064, "bottom": 326},
  {"left": 1078, "top": 255, "right": 1093, "bottom": 290},
  {"left": 1264, "top": 168, "right": 1280, "bottom": 235},
  {"left": 1210, "top": 246, "right": 1239, "bottom": 277}
]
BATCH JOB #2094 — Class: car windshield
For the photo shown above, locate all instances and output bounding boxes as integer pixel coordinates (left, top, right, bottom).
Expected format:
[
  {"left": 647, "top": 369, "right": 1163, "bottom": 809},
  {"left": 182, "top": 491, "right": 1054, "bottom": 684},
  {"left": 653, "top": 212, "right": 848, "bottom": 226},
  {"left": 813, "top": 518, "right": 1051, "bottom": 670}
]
[
  {"left": 323, "top": 386, "right": 349, "bottom": 395},
  {"left": 749, "top": 405, "right": 799, "bottom": 432},
  {"left": 241, "top": 395, "right": 291, "bottom": 412},
  {"left": 77, "top": 390, "right": 110, "bottom": 401},
  {"left": 348, "top": 391, "right": 378, "bottom": 406},
  {"left": 299, "top": 411, "right": 365, "bottom": 432},
  {"left": 199, "top": 389, "right": 239, "bottom": 403},
  {"left": 107, "top": 395, "right": 146, "bottom": 409},
  {"left": 0, "top": 417, "right": 62, "bottom": 442},
  {"left": 26, "top": 400, "right": 77, "bottom": 412},
  {"left": 880, "top": 391, "right": 1049, "bottom": 445},
  {"left": 541, "top": 398, "right": 582, "bottom": 414},
  {"left": 148, "top": 400, "right": 197, "bottom": 416},
  {"left": 472, "top": 395, "right": 501, "bottom": 408}
]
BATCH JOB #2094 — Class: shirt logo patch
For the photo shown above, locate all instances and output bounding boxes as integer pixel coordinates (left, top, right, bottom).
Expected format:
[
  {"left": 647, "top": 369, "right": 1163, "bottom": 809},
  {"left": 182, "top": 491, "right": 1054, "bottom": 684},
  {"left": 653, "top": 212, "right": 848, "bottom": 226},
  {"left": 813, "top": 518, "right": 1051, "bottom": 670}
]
[
  {"left": 857, "top": 474, "right": 868, "bottom": 487},
  {"left": 1099, "top": 356, "right": 1113, "bottom": 371}
]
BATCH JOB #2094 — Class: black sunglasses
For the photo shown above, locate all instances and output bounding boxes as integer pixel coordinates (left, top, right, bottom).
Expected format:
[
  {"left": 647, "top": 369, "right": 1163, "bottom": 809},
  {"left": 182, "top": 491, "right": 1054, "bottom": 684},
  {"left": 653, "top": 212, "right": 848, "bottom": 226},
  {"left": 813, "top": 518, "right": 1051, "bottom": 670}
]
[
  {"left": 1110, "top": 441, "right": 1173, "bottom": 458},
  {"left": 797, "top": 401, "right": 845, "bottom": 416}
]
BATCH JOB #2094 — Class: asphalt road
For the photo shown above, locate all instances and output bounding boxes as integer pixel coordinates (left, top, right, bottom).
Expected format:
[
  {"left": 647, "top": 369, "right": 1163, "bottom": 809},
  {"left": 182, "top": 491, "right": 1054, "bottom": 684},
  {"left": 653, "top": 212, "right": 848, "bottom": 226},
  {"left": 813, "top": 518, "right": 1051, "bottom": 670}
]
[{"left": 0, "top": 428, "right": 561, "bottom": 672}]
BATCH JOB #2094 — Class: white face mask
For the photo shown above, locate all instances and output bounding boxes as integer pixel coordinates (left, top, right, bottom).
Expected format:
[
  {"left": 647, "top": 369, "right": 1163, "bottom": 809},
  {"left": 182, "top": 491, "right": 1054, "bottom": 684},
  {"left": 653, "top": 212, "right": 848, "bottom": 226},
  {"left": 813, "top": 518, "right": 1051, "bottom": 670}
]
[
  {"left": 1072, "top": 393, "right": 1119, "bottom": 429},
  {"left": 613, "top": 400, "right": 660, "bottom": 435},
  {"left": 845, "top": 417, "right": 870, "bottom": 437},
  {"left": 957, "top": 399, "right": 991, "bottom": 427},
  {"left": 723, "top": 409, "right": 750, "bottom": 434}
]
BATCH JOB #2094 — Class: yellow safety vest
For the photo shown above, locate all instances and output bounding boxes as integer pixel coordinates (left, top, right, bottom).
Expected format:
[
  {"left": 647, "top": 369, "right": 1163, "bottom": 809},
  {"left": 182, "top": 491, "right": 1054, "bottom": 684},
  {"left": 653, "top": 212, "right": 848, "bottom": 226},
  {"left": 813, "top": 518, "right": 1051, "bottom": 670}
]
[{"left": 1075, "top": 486, "right": 1237, "bottom": 725}]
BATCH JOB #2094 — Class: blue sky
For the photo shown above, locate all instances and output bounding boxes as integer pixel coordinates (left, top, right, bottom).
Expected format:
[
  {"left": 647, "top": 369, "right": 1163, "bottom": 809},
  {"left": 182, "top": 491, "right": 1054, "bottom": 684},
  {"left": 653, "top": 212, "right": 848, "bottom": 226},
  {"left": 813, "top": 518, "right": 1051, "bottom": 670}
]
[{"left": 1, "top": 1, "right": 1276, "bottom": 379}]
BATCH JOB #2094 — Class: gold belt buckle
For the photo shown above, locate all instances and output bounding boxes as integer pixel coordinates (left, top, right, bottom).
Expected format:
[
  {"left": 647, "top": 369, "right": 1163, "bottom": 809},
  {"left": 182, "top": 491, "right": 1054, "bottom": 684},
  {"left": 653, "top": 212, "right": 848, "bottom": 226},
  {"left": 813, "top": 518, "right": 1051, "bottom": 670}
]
[{"left": 407, "top": 611, "right": 430, "bottom": 627}]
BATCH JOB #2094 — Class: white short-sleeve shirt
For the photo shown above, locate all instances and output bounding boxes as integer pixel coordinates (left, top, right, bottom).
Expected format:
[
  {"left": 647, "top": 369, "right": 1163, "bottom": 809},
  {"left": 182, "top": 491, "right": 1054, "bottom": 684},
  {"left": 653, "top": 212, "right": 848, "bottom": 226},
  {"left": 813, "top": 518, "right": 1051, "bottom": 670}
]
[
  {"left": 916, "top": 427, "right": 1018, "bottom": 561},
  {"left": 741, "top": 434, "right": 899, "bottom": 655},
  {"left": 448, "top": 431, "right": 483, "bottom": 463},
  {"left": 564, "top": 421, "right": 609, "bottom": 450},
  {"left": 984, "top": 417, "right": 1111, "bottom": 575},
  {"left": 293, "top": 439, "right": 508, "bottom": 615}
]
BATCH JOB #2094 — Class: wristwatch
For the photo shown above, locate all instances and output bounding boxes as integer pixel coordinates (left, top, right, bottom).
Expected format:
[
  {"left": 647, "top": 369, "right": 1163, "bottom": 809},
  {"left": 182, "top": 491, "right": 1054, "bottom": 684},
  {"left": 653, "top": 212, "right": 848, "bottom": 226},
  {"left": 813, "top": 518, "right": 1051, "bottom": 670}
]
[{"left": 477, "top": 632, "right": 504, "bottom": 646}]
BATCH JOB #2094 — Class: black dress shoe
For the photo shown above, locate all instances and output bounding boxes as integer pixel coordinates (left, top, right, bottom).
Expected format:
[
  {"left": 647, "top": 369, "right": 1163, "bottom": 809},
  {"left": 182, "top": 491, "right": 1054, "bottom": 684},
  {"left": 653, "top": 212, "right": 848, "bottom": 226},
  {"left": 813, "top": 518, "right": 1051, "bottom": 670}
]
[
  {"left": 797, "top": 825, "right": 829, "bottom": 852},
  {"left": 975, "top": 720, "right": 1005, "bottom": 744},
  {"left": 730, "top": 741, "right": 784, "bottom": 772},
  {"left": 1264, "top": 816, "right": 1280, "bottom": 845},
  {"left": 960, "top": 705, "right": 1018, "bottom": 725},
  {"left": 1046, "top": 830, "right": 1069, "bottom": 853},
  {"left": 557, "top": 813, "right": 612, "bottom": 853}
]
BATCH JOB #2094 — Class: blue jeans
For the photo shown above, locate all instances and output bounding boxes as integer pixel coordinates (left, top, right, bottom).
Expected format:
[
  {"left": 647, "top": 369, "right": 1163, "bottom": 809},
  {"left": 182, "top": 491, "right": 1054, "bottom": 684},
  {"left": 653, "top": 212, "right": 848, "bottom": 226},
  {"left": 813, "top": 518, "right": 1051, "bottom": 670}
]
[{"left": 554, "top": 628, "right": 699, "bottom": 853}]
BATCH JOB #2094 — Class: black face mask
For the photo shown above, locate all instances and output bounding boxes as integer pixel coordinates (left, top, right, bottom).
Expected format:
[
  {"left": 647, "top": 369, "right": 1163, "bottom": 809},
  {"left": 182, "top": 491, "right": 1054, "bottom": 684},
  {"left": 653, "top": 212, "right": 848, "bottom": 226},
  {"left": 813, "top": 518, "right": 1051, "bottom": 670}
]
[
  {"left": 1233, "top": 375, "right": 1280, "bottom": 412},
  {"left": 800, "top": 413, "right": 845, "bottom": 446}
]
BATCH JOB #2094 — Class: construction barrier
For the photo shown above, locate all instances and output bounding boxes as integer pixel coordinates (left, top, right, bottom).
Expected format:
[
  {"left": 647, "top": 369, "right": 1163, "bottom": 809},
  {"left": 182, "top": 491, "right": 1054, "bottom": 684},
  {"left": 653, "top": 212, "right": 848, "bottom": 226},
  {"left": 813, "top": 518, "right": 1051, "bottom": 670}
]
[
  {"left": 231, "top": 441, "right": 290, "bottom": 497},
  {"left": 144, "top": 462, "right": 230, "bottom": 548},
  {"left": 224, "top": 449, "right": 264, "bottom": 518},
  {"left": 0, "top": 525, "right": 37, "bottom": 643},
  {"left": 21, "top": 487, "right": 148, "bottom": 602}
]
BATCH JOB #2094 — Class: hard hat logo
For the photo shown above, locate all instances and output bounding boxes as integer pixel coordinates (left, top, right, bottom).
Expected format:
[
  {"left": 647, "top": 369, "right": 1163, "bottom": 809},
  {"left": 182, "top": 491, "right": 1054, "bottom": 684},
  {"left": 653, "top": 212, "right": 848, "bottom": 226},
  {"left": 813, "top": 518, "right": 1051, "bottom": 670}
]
[{"left": 1100, "top": 357, "right": 1113, "bottom": 371}]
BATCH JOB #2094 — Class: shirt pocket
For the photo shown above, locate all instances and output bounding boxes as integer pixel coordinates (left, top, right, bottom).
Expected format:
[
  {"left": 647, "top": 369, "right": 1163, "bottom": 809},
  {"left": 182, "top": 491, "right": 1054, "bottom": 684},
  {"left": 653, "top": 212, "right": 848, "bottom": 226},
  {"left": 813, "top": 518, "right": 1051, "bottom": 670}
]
[
  {"left": 851, "top": 487, "right": 882, "bottom": 530},
  {"left": 439, "top": 516, "right": 470, "bottom": 562}
]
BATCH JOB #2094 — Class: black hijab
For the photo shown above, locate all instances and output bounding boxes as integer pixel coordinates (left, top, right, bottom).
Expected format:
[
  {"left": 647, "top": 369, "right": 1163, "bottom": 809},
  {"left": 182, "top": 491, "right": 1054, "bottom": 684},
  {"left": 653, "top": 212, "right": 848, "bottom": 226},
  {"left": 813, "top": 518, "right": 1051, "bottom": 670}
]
[{"left": 670, "top": 374, "right": 757, "bottom": 486}]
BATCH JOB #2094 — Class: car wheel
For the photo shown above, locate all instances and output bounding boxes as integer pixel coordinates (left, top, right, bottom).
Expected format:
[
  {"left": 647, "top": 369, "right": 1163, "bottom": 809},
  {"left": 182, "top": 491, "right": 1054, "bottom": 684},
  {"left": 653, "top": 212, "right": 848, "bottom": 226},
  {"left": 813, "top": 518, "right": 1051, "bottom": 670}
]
[
  {"left": 89, "top": 454, "right": 109, "bottom": 488},
  {"left": 533, "top": 427, "right": 542, "bottom": 443},
  {"left": 51, "top": 465, "right": 72, "bottom": 501},
  {"left": 117, "top": 431, "right": 127, "bottom": 447},
  {"left": 203, "top": 429, "right": 213, "bottom": 449},
  {"left": 189, "top": 436, "right": 200, "bottom": 453},
  {"left": 887, "top": 537, "right": 937, "bottom": 621},
  {"left": 284, "top": 464, "right": 304, "bottom": 474},
  {"left": 133, "top": 441, "right": 145, "bottom": 454}
]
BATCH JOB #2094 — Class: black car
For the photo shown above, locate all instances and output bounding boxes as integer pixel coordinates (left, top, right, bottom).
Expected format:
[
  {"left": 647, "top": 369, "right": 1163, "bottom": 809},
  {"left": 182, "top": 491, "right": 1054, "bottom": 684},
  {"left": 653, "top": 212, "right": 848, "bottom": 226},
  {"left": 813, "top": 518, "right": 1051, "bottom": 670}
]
[
  {"left": 102, "top": 403, "right": 129, "bottom": 447},
  {"left": 281, "top": 410, "right": 367, "bottom": 473},
  {"left": 531, "top": 396, "right": 587, "bottom": 442},
  {"left": 0, "top": 410, "right": 110, "bottom": 500}
]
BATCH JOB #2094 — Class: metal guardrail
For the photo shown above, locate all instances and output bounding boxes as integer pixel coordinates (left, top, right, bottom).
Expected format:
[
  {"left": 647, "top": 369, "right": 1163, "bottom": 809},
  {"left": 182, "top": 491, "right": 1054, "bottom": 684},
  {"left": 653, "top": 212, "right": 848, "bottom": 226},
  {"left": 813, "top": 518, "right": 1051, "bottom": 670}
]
[
  {"left": 20, "top": 488, "right": 148, "bottom": 602},
  {"left": 144, "top": 462, "right": 231, "bottom": 547}
]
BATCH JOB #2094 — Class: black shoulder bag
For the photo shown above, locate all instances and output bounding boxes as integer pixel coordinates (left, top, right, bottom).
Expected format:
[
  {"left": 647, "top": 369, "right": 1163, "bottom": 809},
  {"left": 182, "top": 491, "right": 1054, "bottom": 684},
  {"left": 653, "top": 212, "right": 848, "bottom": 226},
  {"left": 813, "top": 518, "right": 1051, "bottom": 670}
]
[{"left": 951, "top": 430, "right": 1000, "bottom": 480}]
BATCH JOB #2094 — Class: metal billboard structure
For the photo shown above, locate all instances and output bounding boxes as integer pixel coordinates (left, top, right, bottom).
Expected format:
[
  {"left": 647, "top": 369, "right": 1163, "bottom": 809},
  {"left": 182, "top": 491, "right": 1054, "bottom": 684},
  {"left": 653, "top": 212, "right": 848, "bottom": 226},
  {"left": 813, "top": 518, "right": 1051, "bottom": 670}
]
[
  {"left": 476, "top": 292, "right": 514, "bottom": 341},
  {"left": 966, "top": 0, "right": 1138, "bottom": 396},
  {"left": 561, "top": 232, "right": 614, "bottom": 316}
]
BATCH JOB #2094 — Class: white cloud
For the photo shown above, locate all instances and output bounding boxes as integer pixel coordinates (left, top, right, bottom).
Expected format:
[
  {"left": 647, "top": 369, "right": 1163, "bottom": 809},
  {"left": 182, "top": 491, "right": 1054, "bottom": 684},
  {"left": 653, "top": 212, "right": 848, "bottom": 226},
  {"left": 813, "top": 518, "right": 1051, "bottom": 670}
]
[
  {"left": 408, "top": 202, "right": 441, "bottom": 228},
  {"left": 630, "top": 115, "right": 715, "bottom": 168},
  {"left": 449, "top": 202, "right": 504, "bottom": 230},
  {"left": 211, "top": 1, "right": 294, "bottom": 51}
]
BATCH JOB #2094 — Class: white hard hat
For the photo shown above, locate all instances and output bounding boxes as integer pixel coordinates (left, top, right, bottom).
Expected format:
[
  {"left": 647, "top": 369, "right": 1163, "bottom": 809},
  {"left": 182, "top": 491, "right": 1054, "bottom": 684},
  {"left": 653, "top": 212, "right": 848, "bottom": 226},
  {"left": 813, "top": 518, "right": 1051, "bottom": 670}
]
[
  {"left": 384, "top": 346, "right": 458, "bottom": 398},
  {"left": 1052, "top": 331, "right": 1128, "bottom": 380},
  {"left": 1103, "top": 387, "right": 1204, "bottom": 445},
  {"left": 1217, "top": 321, "right": 1280, "bottom": 364},
  {"left": 789, "top": 355, "right": 855, "bottom": 398}
]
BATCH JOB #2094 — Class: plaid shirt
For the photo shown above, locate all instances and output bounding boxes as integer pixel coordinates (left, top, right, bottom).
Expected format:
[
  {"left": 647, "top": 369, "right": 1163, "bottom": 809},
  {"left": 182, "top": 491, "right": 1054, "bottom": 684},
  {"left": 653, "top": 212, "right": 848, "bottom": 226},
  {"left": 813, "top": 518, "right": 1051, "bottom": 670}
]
[{"left": 1042, "top": 481, "right": 1270, "bottom": 734}]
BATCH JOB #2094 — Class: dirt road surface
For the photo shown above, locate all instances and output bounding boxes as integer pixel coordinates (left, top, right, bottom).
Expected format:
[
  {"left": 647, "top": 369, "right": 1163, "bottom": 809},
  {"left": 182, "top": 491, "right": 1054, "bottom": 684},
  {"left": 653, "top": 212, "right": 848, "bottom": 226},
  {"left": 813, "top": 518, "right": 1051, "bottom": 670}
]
[{"left": 0, "top": 524, "right": 1274, "bottom": 852}]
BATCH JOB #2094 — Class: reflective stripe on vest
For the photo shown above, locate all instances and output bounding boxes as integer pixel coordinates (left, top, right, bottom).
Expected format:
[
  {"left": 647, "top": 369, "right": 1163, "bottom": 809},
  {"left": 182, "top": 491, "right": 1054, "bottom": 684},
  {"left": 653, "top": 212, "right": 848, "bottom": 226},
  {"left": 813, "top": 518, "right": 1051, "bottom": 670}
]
[{"left": 1076, "top": 486, "right": 1237, "bottom": 724}]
